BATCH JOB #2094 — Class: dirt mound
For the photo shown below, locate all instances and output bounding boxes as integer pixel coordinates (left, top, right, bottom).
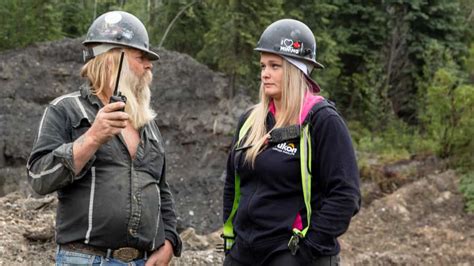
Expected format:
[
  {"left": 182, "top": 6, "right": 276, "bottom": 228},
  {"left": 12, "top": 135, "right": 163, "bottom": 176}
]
[
  {"left": 1, "top": 170, "right": 472, "bottom": 265},
  {"left": 0, "top": 191, "right": 225, "bottom": 265},
  {"left": 341, "top": 170, "right": 473, "bottom": 265},
  {"left": 0, "top": 192, "right": 56, "bottom": 265}
]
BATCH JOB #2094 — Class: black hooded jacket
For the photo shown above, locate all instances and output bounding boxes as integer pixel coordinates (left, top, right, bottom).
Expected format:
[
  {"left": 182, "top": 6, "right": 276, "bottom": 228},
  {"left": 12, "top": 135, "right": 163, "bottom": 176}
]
[{"left": 223, "top": 100, "right": 360, "bottom": 264}]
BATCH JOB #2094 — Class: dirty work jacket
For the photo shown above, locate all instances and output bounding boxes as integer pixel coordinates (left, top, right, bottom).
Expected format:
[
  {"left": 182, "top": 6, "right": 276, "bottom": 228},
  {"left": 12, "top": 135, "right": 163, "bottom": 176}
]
[
  {"left": 223, "top": 100, "right": 361, "bottom": 265},
  {"left": 26, "top": 84, "right": 182, "bottom": 256}
]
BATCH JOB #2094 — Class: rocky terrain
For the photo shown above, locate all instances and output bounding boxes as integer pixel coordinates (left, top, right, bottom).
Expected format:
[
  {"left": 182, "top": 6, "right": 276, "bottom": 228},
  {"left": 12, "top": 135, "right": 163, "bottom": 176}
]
[{"left": 0, "top": 39, "right": 473, "bottom": 265}]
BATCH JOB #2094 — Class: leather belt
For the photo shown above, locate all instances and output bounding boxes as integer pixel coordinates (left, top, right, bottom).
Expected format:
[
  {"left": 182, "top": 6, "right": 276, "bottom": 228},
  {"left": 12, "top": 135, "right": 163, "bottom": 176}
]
[{"left": 61, "top": 242, "right": 146, "bottom": 262}]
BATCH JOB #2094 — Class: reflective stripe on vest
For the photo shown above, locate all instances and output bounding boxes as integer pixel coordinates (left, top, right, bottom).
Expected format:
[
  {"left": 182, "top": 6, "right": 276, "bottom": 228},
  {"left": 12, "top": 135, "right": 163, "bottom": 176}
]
[
  {"left": 222, "top": 117, "right": 252, "bottom": 250},
  {"left": 294, "top": 124, "right": 311, "bottom": 236},
  {"left": 223, "top": 117, "right": 312, "bottom": 245}
]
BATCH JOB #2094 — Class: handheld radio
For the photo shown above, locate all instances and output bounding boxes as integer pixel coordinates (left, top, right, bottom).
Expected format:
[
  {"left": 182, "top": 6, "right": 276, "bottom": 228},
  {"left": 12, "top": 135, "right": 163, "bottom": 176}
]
[{"left": 109, "top": 50, "right": 127, "bottom": 111}]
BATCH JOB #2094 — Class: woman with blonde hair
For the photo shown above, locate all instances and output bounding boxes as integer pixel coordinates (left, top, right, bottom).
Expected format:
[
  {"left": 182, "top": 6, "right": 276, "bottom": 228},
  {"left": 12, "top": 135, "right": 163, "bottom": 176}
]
[{"left": 223, "top": 19, "right": 361, "bottom": 266}]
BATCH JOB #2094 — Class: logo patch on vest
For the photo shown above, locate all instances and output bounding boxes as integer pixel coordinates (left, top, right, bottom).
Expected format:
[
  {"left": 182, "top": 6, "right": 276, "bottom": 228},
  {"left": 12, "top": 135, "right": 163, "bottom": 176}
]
[{"left": 272, "top": 142, "right": 297, "bottom": 156}]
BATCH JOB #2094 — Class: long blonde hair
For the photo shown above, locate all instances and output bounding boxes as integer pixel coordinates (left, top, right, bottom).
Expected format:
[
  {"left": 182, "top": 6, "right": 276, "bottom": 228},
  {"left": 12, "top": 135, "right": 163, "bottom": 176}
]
[
  {"left": 80, "top": 48, "right": 156, "bottom": 129},
  {"left": 242, "top": 58, "right": 311, "bottom": 167},
  {"left": 80, "top": 48, "right": 122, "bottom": 95}
]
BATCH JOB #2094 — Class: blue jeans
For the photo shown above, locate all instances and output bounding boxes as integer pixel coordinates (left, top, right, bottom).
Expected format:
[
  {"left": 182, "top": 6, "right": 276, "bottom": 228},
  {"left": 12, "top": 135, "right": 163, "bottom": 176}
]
[{"left": 56, "top": 246, "right": 147, "bottom": 266}]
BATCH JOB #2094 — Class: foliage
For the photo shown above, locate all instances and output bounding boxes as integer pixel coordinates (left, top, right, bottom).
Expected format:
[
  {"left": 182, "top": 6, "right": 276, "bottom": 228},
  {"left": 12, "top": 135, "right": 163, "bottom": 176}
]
[
  {"left": 460, "top": 171, "right": 474, "bottom": 213},
  {"left": 421, "top": 56, "right": 474, "bottom": 168},
  {"left": 148, "top": 0, "right": 209, "bottom": 57},
  {"left": 59, "top": 1, "right": 93, "bottom": 38},
  {"left": 197, "top": 0, "right": 284, "bottom": 95},
  {"left": 465, "top": 43, "right": 474, "bottom": 83},
  {"left": 0, "top": 0, "right": 63, "bottom": 50},
  {"left": 349, "top": 119, "right": 436, "bottom": 165}
]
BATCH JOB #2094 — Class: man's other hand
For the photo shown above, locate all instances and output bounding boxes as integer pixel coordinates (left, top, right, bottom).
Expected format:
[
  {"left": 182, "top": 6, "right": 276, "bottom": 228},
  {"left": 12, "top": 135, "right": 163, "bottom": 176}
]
[{"left": 145, "top": 240, "right": 174, "bottom": 266}]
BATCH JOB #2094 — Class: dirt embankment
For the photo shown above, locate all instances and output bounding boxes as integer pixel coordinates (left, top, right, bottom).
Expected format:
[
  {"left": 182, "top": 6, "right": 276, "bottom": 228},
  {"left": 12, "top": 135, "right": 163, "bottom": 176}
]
[{"left": 0, "top": 39, "right": 472, "bottom": 265}]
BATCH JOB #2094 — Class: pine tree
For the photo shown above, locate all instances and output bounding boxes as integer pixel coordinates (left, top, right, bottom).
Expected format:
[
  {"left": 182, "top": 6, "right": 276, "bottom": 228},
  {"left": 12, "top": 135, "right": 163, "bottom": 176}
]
[{"left": 198, "top": 0, "right": 284, "bottom": 97}]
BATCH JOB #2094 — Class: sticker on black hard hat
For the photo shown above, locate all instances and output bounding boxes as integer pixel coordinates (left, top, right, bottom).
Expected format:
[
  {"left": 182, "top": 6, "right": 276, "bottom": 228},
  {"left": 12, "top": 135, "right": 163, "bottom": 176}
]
[
  {"left": 83, "top": 11, "right": 160, "bottom": 61},
  {"left": 105, "top": 12, "right": 122, "bottom": 24},
  {"left": 279, "top": 38, "right": 304, "bottom": 55},
  {"left": 120, "top": 29, "right": 134, "bottom": 40}
]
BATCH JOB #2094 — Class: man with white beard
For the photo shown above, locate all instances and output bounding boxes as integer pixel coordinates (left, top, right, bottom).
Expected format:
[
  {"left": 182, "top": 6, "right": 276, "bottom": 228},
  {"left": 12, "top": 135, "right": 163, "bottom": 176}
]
[{"left": 26, "top": 11, "right": 181, "bottom": 265}]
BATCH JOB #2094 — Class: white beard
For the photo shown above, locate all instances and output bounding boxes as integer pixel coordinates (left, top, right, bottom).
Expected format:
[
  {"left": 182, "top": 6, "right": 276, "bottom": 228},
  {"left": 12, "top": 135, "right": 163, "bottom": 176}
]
[{"left": 118, "top": 61, "right": 156, "bottom": 129}]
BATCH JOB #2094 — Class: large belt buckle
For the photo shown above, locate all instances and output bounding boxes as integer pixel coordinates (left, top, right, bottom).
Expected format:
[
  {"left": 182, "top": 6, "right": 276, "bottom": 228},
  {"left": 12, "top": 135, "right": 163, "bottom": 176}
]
[{"left": 113, "top": 247, "right": 140, "bottom": 262}]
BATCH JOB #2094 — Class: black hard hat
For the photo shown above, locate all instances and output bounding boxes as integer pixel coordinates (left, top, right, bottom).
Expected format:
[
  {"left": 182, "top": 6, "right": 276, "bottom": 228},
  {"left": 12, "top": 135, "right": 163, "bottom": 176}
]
[
  {"left": 82, "top": 11, "right": 159, "bottom": 62},
  {"left": 255, "top": 19, "right": 324, "bottom": 69}
]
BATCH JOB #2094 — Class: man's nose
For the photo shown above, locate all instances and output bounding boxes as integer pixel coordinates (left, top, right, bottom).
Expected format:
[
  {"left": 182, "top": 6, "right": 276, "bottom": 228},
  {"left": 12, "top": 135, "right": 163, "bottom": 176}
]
[{"left": 144, "top": 58, "right": 153, "bottom": 70}]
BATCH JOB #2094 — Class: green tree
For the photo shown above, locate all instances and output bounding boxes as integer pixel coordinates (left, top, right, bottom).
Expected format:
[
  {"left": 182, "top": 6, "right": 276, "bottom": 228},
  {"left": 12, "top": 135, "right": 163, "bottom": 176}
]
[
  {"left": 149, "top": 0, "right": 208, "bottom": 56},
  {"left": 296, "top": 1, "right": 390, "bottom": 127},
  {"left": 198, "top": 0, "right": 284, "bottom": 97},
  {"left": 0, "top": 0, "right": 63, "bottom": 50},
  {"left": 466, "top": 43, "right": 474, "bottom": 83},
  {"left": 0, "top": 0, "right": 22, "bottom": 50},
  {"left": 59, "top": 0, "right": 93, "bottom": 38},
  {"left": 402, "top": 1, "right": 468, "bottom": 124},
  {"left": 422, "top": 56, "right": 473, "bottom": 166},
  {"left": 290, "top": 1, "right": 471, "bottom": 130}
]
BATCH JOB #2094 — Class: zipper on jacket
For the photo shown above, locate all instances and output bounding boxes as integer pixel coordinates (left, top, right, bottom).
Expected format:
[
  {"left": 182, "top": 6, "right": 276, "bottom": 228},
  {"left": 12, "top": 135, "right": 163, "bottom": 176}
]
[{"left": 128, "top": 162, "right": 139, "bottom": 236}]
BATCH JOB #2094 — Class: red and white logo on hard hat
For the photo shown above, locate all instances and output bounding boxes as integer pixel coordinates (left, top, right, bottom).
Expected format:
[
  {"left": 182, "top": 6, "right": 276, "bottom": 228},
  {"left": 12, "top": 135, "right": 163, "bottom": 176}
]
[{"left": 279, "top": 38, "right": 304, "bottom": 55}]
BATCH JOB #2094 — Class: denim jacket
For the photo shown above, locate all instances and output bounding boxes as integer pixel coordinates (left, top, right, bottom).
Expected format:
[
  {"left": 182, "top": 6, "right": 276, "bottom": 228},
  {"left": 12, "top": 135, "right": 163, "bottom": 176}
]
[{"left": 27, "top": 84, "right": 182, "bottom": 256}]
